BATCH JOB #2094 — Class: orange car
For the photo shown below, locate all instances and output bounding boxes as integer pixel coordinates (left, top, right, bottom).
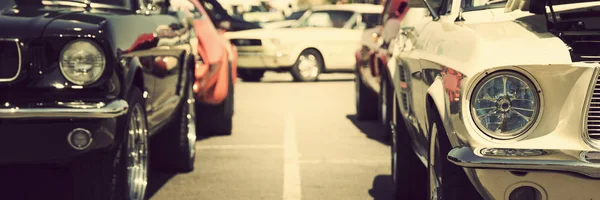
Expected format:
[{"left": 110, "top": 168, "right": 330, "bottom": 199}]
[{"left": 188, "top": 0, "right": 239, "bottom": 135}]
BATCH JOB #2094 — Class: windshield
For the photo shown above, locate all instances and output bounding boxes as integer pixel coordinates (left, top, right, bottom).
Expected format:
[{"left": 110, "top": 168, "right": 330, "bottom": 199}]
[
  {"left": 285, "top": 10, "right": 307, "bottom": 20},
  {"left": 298, "top": 10, "right": 355, "bottom": 28},
  {"left": 248, "top": 5, "right": 267, "bottom": 12},
  {"left": 361, "top": 13, "right": 380, "bottom": 29}
]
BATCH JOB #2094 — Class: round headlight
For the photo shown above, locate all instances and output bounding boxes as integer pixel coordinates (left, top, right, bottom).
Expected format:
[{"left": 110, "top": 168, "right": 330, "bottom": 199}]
[
  {"left": 470, "top": 71, "right": 540, "bottom": 139},
  {"left": 59, "top": 39, "right": 106, "bottom": 85}
]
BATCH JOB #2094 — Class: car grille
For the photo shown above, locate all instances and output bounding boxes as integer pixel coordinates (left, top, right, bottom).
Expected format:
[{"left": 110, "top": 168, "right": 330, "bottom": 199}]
[
  {"left": 0, "top": 40, "right": 21, "bottom": 82},
  {"left": 230, "top": 39, "right": 262, "bottom": 46},
  {"left": 587, "top": 72, "right": 600, "bottom": 139}
]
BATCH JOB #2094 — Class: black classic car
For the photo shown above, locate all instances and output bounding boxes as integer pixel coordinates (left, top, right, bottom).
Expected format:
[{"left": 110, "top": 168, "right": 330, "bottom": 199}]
[{"left": 0, "top": 0, "right": 197, "bottom": 199}]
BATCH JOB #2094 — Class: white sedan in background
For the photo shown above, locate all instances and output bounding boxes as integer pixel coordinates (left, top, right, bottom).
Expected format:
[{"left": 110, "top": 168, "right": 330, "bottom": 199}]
[{"left": 226, "top": 4, "right": 382, "bottom": 82}]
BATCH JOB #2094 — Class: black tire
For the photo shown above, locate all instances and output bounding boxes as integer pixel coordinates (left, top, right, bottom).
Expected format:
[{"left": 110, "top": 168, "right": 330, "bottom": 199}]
[
  {"left": 238, "top": 68, "right": 265, "bottom": 82},
  {"left": 392, "top": 101, "right": 427, "bottom": 200},
  {"left": 290, "top": 49, "right": 323, "bottom": 82},
  {"left": 355, "top": 65, "right": 377, "bottom": 121},
  {"left": 197, "top": 64, "right": 234, "bottom": 135},
  {"left": 71, "top": 87, "right": 147, "bottom": 200},
  {"left": 151, "top": 69, "right": 196, "bottom": 172},
  {"left": 428, "top": 113, "right": 481, "bottom": 200},
  {"left": 379, "top": 70, "right": 394, "bottom": 140}
]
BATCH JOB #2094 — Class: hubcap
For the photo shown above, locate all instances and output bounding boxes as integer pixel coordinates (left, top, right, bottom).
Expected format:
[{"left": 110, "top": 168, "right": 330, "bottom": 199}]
[
  {"left": 429, "top": 123, "right": 443, "bottom": 200},
  {"left": 127, "top": 104, "right": 149, "bottom": 200},
  {"left": 298, "top": 54, "right": 319, "bottom": 79},
  {"left": 186, "top": 98, "right": 197, "bottom": 159}
]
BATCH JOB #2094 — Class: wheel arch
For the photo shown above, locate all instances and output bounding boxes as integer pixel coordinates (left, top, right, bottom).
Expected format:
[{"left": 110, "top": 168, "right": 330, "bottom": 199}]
[{"left": 425, "top": 78, "right": 458, "bottom": 147}]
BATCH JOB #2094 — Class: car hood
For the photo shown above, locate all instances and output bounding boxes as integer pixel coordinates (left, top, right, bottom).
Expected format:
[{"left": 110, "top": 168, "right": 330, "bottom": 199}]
[
  {"left": 0, "top": 4, "right": 108, "bottom": 39},
  {"left": 0, "top": 6, "right": 71, "bottom": 38}
]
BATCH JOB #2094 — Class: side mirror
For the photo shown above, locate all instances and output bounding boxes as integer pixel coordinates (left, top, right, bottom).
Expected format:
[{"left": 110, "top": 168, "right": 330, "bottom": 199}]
[{"left": 218, "top": 20, "right": 231, "bottom": 31}]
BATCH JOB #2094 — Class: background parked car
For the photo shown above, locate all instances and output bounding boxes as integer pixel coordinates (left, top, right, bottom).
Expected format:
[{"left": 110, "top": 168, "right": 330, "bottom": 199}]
[
  {"left": 224, "top": 0, "right": 286, "bottom": 23},
  {"left": 261, "top": 9, "right": 309, "bottom": 28},
  {"left": 0, "top": 0, "right": 198, "bottom": 199},
  {"left": 185, "top": 0, "right": 239, "bottom": 135},
  {"left": 227, "top": 3, "right": 382, "bottom": 82},
  {"left": 354, "top": 0, "right": 410, "bottom": 137},
  {"left": 387, "top": 0, "right": 600, "bottom": 199}
]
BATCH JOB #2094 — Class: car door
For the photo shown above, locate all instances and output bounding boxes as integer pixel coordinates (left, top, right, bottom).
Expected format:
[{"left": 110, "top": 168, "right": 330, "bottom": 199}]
[
  {"left": 301, "top": 10, "right": 362, "bottom": 70},
  {"left": 143, "top": 1, "right": 191, "bottom": 130},
  {"left": 394, "top": 6, "right": 436, "bottom": 158}
]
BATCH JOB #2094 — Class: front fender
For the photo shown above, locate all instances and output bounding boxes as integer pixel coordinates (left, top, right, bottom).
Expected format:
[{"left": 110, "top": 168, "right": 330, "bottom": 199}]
[
  {"left": 121, "top": 56, "right": 145, "bottom": 100},
  {"left": 427, "top": 77, "right": 462, "bottom": 147}
]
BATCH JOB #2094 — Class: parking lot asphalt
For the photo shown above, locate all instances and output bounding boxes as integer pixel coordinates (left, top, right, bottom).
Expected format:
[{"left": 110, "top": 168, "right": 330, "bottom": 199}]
[
  {"left": 148, "top": 72, "right": 395, "bottom": 200},
  {"left": 0, "top": 72, "right": 394, "bottom": 200}
]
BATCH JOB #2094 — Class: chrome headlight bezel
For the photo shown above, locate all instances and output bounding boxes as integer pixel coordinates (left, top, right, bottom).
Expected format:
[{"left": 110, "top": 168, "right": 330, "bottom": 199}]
[
  {"left": 59, "top": 39, "right": 106, "bottom": 86},
  {"left": 469, "top": 69, "right": 542, "bottom": 140}
]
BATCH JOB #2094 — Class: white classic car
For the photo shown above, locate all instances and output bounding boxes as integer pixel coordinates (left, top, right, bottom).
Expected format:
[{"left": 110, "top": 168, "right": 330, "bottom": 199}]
[
  {"left": 383, "top": 0, "right": 600, "bottom": 199},
  {"left": 219, "top": 0, "right": 285, "bottom": 23},
  {"left": 226, "top": 4, "right": 383, "bottom": 82}
]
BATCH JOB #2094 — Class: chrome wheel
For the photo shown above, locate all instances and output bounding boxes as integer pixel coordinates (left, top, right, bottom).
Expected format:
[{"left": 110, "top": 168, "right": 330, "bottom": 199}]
[
  {"left": 297, "top": 54, "right": 319, "bottom": 79},
  {"left": 186, "top": 97, "right": 197, "bottom": 160},
  {"left": 391, "top": 121, "right": 397, "bottom": 184},
  {"left": 381, "top": 78, "right": 388, "bottom": 124},
  {"left": 127, "top": 104, "right": 149, "bottom": 200},
  {"left": 429, "top": 122, "right": 442, "bottom": 200}
]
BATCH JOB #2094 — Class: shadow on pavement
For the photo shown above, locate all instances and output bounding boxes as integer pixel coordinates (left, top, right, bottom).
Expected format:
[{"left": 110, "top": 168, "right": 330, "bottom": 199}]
[
  {"left": 0, "top": 165, "right": 72, "bottom": 200},
  {"left": 145, "top": 169, "right": 177, "bottom": 200},
  {"left": 240, "top": 76, "right": 355, "bottom": 83},
  {"left": 346, "top": 114, "right": 391, "bottom": 146},
  {"left": 369, "top": 175, "right": 395, "bottom": 200}
]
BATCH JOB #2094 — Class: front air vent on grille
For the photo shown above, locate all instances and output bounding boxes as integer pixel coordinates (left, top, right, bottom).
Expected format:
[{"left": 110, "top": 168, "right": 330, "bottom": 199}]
[
  {"left": 587, "top": 73, "right": 600, "bottom": 139},
  {"left": 398, "top": 65, "right": 407, "bottom": 82},
  {"left": 230, "top": 39, "right": 262, "bottom": 46},
  {"left": 0, "top": 39, "right": 21, "bottom": 82}
]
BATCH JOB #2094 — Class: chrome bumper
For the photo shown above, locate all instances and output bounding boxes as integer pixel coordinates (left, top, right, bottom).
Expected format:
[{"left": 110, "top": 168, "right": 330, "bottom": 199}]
[
  {"left": 0, "top": 100, "right": 129, "bottom": 119},
  {"left": 448, "top": 146, "right": 600, "bottom": 178}
]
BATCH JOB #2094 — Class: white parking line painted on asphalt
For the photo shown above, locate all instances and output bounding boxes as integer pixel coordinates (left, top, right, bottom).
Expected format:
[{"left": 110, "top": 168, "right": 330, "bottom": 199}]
[
  {"left": 298, "top": 160, "right": 389, "bottom": 164},
  {"left": 283, "top": 112, "right": 301, "bottom": 200},
  {"left": 196, "top": 144, "right": 283, "bottom": 149}
]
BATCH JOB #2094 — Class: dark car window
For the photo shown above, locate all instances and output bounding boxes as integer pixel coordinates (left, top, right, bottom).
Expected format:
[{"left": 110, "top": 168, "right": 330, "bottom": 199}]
[
  {"left": 285, "top": 10, "right": 307, "bottom": 20},
  {"left": 361, "top": 13, "right": 380, "bottom": 29},
  {"left": 300, "top": 10, "right": 354, "bottom": 28},
  {"left": 428, "top": 0, "right": 443, "bottom": 14}
]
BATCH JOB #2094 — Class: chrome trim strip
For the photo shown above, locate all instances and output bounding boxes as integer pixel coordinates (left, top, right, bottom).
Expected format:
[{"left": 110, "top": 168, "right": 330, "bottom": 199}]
[
  {"left": 448, "top": 146, "right": 600, "bottom": 178},
  {"left": 0, "top": 39, "right": 21, "bottom": 82},
  {"left": 0, "top": 100, "right": 129, "bottom": 119},
  {"left": 41, "top": 0, "right": 129, "bottom": 10},
  {"left": 583, "top": 67, "right": 600, "bottom": 149}
]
